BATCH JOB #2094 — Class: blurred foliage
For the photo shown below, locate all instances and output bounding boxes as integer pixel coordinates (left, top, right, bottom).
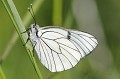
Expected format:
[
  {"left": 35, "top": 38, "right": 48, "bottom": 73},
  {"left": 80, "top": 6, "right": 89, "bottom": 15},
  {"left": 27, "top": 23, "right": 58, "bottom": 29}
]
[
  {"left": 96, "top": 0, "right": 120, "bottom": 70},
  {"left": 0, "top": 0, "right": 120, "bottom": 79}
]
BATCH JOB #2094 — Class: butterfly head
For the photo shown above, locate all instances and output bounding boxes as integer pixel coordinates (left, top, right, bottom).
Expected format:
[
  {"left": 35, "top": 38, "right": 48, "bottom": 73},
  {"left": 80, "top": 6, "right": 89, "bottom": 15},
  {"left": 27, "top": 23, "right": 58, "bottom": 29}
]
[
  {"left": 29, "top": 23, "right": 39, "bottom": 34},
  {"left": 28, "top": 23, "right": 40, "bottom": 41}
]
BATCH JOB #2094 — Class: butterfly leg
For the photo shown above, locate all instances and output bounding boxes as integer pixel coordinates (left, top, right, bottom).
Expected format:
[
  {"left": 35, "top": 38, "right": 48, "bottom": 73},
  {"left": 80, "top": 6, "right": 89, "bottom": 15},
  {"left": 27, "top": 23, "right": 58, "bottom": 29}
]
[
  {"left": 21, "top": 30, "right": 27, "bottom": 34},
  {"left": 21, "top": 28, "right": 30, "bottom": 46},
  {"left": 21, "top": 27, "right": 30, "bottom": 34},
  {"left": 23, "top": 37, "right": 30, "bottom": 46},
  {"left": 32, "top": 41, "right": 37, "bottom": 56}
]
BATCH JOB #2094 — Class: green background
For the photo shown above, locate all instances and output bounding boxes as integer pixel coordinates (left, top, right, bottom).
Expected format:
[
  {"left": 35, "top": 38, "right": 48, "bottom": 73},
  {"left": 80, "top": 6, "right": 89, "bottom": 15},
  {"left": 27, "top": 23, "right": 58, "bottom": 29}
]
[{"left": 0, "top": 0, "right": 120, "bottom": 79}]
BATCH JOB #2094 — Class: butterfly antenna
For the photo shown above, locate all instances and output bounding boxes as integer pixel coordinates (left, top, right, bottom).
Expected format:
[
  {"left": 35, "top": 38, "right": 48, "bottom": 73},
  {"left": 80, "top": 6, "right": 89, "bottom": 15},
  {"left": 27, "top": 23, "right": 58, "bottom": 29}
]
[{"left": 28, "top": 4, "right": 37, "bottom": 26}]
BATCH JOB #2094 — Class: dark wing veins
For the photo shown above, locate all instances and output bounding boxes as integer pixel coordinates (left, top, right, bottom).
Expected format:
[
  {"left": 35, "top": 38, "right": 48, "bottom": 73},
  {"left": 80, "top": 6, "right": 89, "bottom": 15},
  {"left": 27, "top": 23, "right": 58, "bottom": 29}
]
[{"left": 67, "top": 31, "right": 71, "bottom": 39}]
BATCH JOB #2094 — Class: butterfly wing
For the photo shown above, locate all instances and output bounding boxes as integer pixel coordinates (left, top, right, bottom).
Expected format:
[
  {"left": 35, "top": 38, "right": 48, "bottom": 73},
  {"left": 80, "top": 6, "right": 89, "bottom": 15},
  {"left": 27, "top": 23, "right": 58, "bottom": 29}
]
[
  {"left": 69, "top": 30, "right": 98, "bottom": 57},
  {"left": 35, "top": 27, "right": 98, "bottom": 72}
]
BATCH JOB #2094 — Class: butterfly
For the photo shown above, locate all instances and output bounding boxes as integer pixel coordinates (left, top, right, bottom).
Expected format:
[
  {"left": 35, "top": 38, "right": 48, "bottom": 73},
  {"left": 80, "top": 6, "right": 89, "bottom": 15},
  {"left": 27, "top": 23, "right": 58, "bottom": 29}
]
[
  {"left": 23, "top": 4, "right": 98, "bottom": 72},
  {"left": 24, "top": 23, "right": 98, "bottom": 72}
]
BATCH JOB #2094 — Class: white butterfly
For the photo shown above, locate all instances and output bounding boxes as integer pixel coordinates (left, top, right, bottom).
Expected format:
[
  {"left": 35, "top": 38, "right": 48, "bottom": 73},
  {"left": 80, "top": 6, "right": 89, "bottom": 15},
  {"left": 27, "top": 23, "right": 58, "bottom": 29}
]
[
  {"left": 24, "top": 4, "right": 98, "bottom": 72},
  {"left": 25, "top": 24, "right": 98, "bottom": 72}
]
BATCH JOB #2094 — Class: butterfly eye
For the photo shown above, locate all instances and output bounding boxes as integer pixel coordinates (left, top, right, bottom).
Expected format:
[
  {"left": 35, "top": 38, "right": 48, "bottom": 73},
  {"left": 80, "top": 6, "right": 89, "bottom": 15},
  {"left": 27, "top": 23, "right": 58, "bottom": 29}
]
[{"left": 33, "top": 24, "right": 36, "bottom": 28}]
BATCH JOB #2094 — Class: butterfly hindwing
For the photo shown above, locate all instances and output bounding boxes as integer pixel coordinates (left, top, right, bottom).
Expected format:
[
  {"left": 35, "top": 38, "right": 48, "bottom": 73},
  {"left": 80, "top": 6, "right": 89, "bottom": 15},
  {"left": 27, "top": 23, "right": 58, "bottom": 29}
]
[{"left": 69, "top": 30, "right": 98, "bottom": 57}]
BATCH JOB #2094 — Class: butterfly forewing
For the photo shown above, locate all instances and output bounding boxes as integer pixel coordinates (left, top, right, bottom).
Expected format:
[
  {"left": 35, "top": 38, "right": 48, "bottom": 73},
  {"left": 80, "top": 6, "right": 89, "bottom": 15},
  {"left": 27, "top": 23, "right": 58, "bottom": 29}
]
[{"left": 29, "top": 26, "right": 98, "bottom": 72}]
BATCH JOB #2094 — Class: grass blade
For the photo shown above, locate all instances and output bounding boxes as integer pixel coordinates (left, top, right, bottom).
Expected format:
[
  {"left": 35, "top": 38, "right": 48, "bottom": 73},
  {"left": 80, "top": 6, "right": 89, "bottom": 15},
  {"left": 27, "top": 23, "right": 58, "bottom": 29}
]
[
  {"left": 53, "top": 0, "right": 63, "bottom": 26},
  {"left": 1, "top": 0, "right": 43, "bottom": 79}
]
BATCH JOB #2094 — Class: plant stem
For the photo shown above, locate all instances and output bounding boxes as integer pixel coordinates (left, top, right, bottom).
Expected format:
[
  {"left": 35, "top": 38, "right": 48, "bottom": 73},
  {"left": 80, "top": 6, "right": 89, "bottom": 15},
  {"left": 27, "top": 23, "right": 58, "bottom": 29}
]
[
  {"left": 53, "top": 0, "right": 63, "bottom": 26},
  {"left": 1, "top": 0, "right": 43, "bottom": 79},
  {"left": 64, "top": 9, "right": 73, "bottom": 28}
]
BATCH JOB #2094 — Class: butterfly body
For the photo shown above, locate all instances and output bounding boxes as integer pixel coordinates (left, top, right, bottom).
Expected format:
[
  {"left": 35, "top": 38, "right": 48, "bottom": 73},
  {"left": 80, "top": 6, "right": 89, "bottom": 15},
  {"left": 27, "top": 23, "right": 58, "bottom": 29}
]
[{"left": 28, "top": 24, "right": 98, "bottom": 72}]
